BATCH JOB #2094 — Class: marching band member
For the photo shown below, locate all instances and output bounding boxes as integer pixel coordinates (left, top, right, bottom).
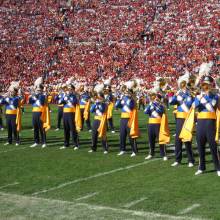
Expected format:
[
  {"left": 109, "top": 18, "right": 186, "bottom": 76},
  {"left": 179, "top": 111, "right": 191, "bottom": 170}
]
[
  {"left": 145, "top": 86, "right": 170, "bottom": 161},
  {"left": 194, "top": 75, "right": 220, "bottom": 176},
  {"left": 55, "top": 84, "right": 65, "bottom": 131},
  {"left": 0, "top": 82, "right": 21, "bottom": 146},
  {"left": 179, "top": 62, "right": 220, "bottom": 176},
  {"left": 89, "top": 84, "right": 108, "bottom": 154},
  {"left": 79, "top": 85, "right": 92, "bottom": 132},
  {"left": 104, "top": 79, "right": 115, "bottom": 133},
  {"left": 60, "top": 78, "right": 81, "bottom": 150},
  {"left": 115, "top": 81, "right": 139, "bottom": 157},
  {"left": 169, "top": 73, "right": 195, "bottom": 167},
  {"left": 29, "top": 77, "right": 50, "bottom": 148}
]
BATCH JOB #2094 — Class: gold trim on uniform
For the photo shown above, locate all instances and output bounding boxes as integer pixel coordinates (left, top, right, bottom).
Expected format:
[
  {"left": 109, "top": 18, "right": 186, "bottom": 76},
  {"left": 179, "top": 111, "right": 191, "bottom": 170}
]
[
  {"left": 63, "top": 107, "right": 76, "bottom": 113},
  {"left": 32, "top": 107, "right": 43, "bottom": 112},
  {"left": 149, "top": 118, "right": 161, "bottom": 124},
  {"left": 197, "top": 112, "right": 216, "bottom": 119},
  {"left": 94, "top": 115, "right": 102, "bottom": 120},
  {"left": 6, "top": 109, "right": 17, "bottom": 115},
  {"left": 176, "top": 112, "right": 188, "bottom": 119},
  {"left": 121, "top": 112, "right": 130, "bottom": 118}
]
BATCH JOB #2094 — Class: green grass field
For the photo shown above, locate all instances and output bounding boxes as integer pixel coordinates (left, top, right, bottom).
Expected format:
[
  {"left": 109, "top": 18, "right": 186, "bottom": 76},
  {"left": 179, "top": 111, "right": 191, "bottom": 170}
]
[{"left": 0, "top": 105, "right": 219, "bottom": 220}]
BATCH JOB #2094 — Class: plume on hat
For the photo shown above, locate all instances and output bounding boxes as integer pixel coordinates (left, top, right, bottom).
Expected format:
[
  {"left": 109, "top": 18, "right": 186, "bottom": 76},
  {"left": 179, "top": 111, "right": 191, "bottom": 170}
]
[
  {"left": 125, "top": 80, "right": 135, "bottom": 90},
  {"left": 94, "top": 83, "right": 104, "bottom": 93},
  {"left": 177, "top": 72, "right": 190, "bottom": 87},
  {"left": 133, "top": 78, "right": 143, "bottom": 91},
  {"left": 34, "top": 77, "right": 43, "bottom": 88},
  {"left": 195, "top": 62, "right": 213, "bottom": 86},
  {"left": 8, "top": 81, "right": 20, "bottom": 92},
  {"left": 150, "top": 81, "right": 160, "bottom": 94},
  {"left": 103, "top": 78, "right": 111, "bottom": 86},
  {"left": 198, "top": 62, "right": 213, "bottom": 77}
]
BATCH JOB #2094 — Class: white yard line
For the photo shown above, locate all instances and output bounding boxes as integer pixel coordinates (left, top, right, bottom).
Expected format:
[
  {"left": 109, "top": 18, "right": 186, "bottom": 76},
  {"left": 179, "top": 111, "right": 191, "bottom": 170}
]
[
  {"left": 0, "top": 192, "right": 203, "bottom": 220},
  {"left": 77, "top": 202, "right": 202, "bottom": 220},
  {"left": 178, "top": 204, "right": 201, "bottom": 215},
  {"left": 0, "top": 142, "right": 64, "bottom": 154},
  {"left": 0, "top": 134, "right": 8, "bottom": 137},
  {"left": 32, "top": 158, "right": 161, "bottom": 196},
  {"left": 123, "top": 197, "right": 147, "bottom": 208},
  {"left": 75, "top": 192, "right": 99, "bottom": 201},
  {"left": 0, "top": 147, "right": 27, "bottom": 154},
  {"left": 0, "top": 182, "right": 19, "bottom": 190}
]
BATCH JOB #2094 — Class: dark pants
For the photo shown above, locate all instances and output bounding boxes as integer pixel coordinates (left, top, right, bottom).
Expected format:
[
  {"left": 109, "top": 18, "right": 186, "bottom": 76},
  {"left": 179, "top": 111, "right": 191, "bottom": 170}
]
[
  {"left": 196, "top": 119, "right": 220, "bottom": 171},
  {"left": 63, "top": 112, "right": 79, "bottom": 147},
  {"left": 148, "top": 123, "right": 165, "bottom": 157},
  {"left": 80, "top": 108, "right": 91, "bottom": 130},
  {"left": 57, "top": 106, "right": 63, "bottom": 129},
  {"left": 119, "top": 118, "right": 138, "bottom": 153},
  {"left": 175, "top": 118, "right": 194, "bottom": 163},
  {"left": 91, "top": 120, "right": 108, "bottom": 151},
  {"left": 0, "top": 107, "right": 3, "bottom": 128},
  {"left": 0, "top": 116, "right": 3, "bottom": 128},
  {"left": 32, "top": 112, "right": 46, "bottom": 144},
  {"left": 6, "top": 114, "right": 19, "bottom": 144},
  {"left": 107, "top": 118, "right": 114, "bottom": 131}
]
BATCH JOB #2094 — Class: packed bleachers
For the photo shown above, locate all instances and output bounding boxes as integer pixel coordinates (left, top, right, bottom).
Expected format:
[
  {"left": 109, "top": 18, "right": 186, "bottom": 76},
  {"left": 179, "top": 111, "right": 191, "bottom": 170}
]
[{"left": 0, "top": 0, "right": 219, "bottom": 91}]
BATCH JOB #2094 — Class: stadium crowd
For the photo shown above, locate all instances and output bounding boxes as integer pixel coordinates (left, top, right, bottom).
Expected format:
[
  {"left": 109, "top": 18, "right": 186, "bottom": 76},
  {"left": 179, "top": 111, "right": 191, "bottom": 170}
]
[{"left": 0, "top": 0, "right": 220, "bottom": 92}]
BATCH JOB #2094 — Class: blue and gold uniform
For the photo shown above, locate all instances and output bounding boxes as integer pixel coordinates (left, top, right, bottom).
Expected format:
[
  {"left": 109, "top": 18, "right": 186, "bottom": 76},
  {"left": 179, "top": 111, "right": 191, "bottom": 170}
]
[
  {"left": 169, "top": 89, "right": 195, "bottom": 165},
  {"left": 115, "top": 94, "right": 138, "bottom": 155},
  {"left": 60, "top": 89, "right": 79, "bottom": 148},
  {"left": 0, "top": 94, "right": 20, "bottom": 145},
  {"left": 79, "top": 91, "right": 91, "bottom": 131},
  {"left": 194, "top": 91, "right": 220, "bottom": 173},
  {"left": 179, "top": 75, "right": 220, "bottom": 176},
  {"left": 29, "top": 92, "right": 47, "bottom": 146},
  {"left": 90, "top": 98, "right": 108, "bottom": 152},
  {"left": 55, "top": 92, "right": 64, "bottom": 130},
  {"left": 144, "top": 100, "right": 167, "bottom": 159}
]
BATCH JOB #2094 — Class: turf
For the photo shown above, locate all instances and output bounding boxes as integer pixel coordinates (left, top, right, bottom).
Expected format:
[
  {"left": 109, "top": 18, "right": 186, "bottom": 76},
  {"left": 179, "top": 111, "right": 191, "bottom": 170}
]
[{"left": 0, "top": 105, "right": 219, "bottom": 220}]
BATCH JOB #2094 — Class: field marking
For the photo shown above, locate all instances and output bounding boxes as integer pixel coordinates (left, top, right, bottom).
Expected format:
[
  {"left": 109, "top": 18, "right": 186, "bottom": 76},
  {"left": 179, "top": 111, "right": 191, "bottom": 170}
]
[
  {"left": 178, "top": 204, "right": 201, "bottom": 215},
  {"left": 75, "top": 192, "right": 99, "bottom": 201},
  {"left": 0, "top": 192, "right": 204, "bottom": 220},
  {"left": 0, "top": 134, "right": 8, "bottom": 138},
  {"left": 32, "top": 158, "right": 161, "bottom": 196},
  {"left": 0, "top": 182, "right": 19, "bottom": 189},
  {"left": 0, "top": 142, "right": 64, "bottom": 154},
  {"left": 77, "top": 202, "right": 203, "bottom": 220},
  {"left": 0, "top": 147, "right": 27, "bottom": 154},
  {"left": 123, "top": 197, "right": 147, "bottom": 208}
]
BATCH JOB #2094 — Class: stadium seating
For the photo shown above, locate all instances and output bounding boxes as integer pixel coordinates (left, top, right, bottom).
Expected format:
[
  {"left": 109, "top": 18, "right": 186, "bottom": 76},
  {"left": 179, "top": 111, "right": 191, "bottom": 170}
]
[{"left": 0, "top": 0, "right": 219, "bottom": 91}]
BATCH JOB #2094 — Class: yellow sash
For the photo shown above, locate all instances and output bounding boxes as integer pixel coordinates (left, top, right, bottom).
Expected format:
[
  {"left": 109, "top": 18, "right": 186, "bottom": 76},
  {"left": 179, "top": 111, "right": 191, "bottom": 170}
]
[
  {"left": 159, "top": 113, "right": 170, "bottom": 144},
  {"left": 41, "top": 105, "right": 51, "bottom": 132},
  {"left": 16, "top": 107, "right": 22, "bottom": 132},
  {"left": 128, "top": 108, "right": 139, "bottom": 139},
  {"left": 215, "top": 109, "right": 220, "bottom": 142},
  {"left": 83, "top": 101, "right": 90, "bottom": 121},
  {"left": 97, "top": 112, "right": 107, "bottom": 139},
  {"left": 107, "top": 102, "right": 114, "bottom": 119},
  {"left": 179, "top": 107, "right": 195, "bottom": 142},
  {"left": 75, "top": 104, "right": 82, "bottom": 132}
]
